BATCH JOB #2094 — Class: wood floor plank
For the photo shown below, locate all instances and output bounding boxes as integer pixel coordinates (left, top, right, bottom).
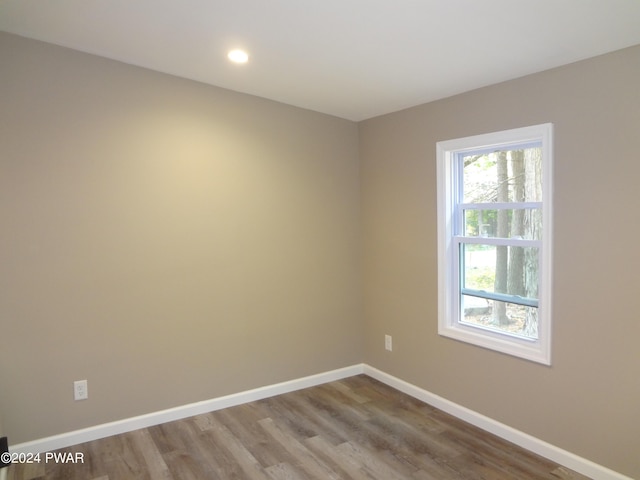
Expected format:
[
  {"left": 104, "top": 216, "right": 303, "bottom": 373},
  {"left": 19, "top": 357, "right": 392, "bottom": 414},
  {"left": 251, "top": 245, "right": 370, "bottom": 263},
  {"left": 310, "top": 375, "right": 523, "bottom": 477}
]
[
  {"left": 160, "top": 449, "right": 212, "bottom": 480},
  {"left": 330, "top": 380, "right": 371, "bottom": 404},
  {"left": 128, "top": 429, "right": 173, "bottom": 480},
  {"left": 264, "top": 462, "right": 307, "bottom": 480},
  {"left": 337, "top": 439, "right": 418, "bottom": 479},
  {"left": 5, "top": 461, "right": 44, "bottom": 480},
  {"left": 206, "top": 420, "right": 267, "bottom": 480},
  {"left": 552, "top": 466, "right": 592, "bottom": 479},
  {"left": 212, "top": 408, "right": 286, "bottom": 469},
  {"left": 259, "top": 394, "right": 346, "bottom": 446},
  {"left": 258, "top": 417, "right": 341, "bottom": 480},
  {"left": 6, "top": 375, "right": 591, "bottom": 479},
  {"left": 304, "top": 436, "right": 375, "bottom": 480}
]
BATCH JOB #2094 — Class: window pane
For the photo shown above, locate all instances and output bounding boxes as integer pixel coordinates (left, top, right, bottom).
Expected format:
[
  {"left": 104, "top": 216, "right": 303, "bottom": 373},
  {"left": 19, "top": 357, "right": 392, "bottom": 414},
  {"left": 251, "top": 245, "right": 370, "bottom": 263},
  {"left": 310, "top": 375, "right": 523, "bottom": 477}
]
[
  {"left": 463, "top": 208, "right": 542, "bottom": 240},
  {"left": 462, "top": 244, "right": 538, "bottom": 299},
  {"left": 461, "top": 296, "right": 539, "bottom": 339},
  {"left": 462, "top": 146, "right": 542, "bottom": 203}
]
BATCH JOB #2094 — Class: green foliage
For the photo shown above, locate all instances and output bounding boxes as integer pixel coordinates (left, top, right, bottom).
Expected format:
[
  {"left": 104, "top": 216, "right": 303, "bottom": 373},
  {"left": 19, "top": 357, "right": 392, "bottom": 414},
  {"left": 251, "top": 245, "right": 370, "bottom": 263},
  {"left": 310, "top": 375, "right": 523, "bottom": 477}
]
[{"left": 465, "top": 266, "right": 495, "bottom": 290}]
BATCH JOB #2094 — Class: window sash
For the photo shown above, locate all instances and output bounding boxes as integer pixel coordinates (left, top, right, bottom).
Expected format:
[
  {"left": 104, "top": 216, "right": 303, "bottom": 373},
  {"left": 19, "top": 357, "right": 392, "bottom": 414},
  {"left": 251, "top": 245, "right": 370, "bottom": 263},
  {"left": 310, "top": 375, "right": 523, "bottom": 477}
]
[
  {"left": 455, "top": 236, "right": 540, "bottom": 309},
  {"left": 460, "top": 288, "right": 539, "bottom": 308},
  {"left": 459, "top": 201, "right": 542, "bottom": 210},
  {"left": 453, "top": 236, "right": 540, "bottom": 248},
  {"left": 436, "top": 123, "right": 553, "bottom": 365}
]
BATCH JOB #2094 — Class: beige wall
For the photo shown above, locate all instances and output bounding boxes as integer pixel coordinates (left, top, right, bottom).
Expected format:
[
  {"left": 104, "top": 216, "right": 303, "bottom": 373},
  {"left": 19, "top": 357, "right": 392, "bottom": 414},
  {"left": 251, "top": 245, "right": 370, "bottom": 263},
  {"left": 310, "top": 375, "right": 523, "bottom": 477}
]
[
  {"left": 0, "top": 32, "right": 362, "bottom": 444},
  {"left": 360, "top": 44, "right": 640, "bottom": 478},
  {"left": 2, "top": 29, "right": 640, "bottom": 478}
]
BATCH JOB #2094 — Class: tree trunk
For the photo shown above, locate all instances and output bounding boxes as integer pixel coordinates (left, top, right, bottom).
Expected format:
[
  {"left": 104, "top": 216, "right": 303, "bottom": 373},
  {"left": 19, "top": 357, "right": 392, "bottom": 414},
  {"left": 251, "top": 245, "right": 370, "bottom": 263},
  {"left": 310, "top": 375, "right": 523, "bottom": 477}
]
[
  {"left": 523, "top": 147, "right": 542, "bottom": 337},
  {"left": 495, "top": 151, "right": 509, "bottom": 326},
  {"left": 508, "top": 150, "right": 525, "bottom": 296}
]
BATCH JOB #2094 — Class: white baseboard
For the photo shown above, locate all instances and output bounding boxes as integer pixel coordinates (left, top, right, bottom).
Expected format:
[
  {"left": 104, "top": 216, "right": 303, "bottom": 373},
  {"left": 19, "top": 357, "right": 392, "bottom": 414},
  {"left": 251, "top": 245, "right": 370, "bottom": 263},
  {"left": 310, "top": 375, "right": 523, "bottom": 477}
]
[
  {"left": 10, "top": 363, "right": 631, "bottom": 480},
  {"left": 363, "top": 365, "right": 632, "bottom": 480},
  {"left": 10, "top": 364, "right": 364, "bottom": 456}
]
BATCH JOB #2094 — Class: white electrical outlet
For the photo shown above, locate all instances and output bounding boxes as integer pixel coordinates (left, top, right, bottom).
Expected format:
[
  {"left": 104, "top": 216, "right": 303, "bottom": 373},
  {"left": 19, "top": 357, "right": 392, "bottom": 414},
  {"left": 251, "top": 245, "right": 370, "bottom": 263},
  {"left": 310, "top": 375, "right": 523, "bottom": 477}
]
[
  {"left": 74, "top": 380, "right": 88, "bottom": 401},
  {"left": 385, "top": 334, "right": 392, "bottom": 351}
]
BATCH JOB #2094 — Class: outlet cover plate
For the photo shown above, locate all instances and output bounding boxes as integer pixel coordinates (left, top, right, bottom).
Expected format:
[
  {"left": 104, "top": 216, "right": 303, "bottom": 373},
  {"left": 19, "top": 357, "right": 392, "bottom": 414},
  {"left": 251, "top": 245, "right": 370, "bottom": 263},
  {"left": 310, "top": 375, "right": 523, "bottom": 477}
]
[{"left": 74, "top": 380, "right": 88, "bottom": 401}]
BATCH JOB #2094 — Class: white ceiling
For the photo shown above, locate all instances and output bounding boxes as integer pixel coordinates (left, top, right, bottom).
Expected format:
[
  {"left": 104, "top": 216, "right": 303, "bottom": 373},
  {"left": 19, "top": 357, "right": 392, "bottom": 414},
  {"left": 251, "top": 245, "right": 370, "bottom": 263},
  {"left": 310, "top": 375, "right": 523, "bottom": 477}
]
[{"left": 2, "top": 0, "right": 640, "bottom": 121}]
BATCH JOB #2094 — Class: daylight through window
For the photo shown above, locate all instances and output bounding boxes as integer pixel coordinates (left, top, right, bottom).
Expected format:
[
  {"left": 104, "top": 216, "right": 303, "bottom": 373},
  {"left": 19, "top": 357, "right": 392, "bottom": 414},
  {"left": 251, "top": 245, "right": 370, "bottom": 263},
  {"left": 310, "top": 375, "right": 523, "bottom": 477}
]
[{"left": 437, "top": 124, "right": 553, "bottom": 364}]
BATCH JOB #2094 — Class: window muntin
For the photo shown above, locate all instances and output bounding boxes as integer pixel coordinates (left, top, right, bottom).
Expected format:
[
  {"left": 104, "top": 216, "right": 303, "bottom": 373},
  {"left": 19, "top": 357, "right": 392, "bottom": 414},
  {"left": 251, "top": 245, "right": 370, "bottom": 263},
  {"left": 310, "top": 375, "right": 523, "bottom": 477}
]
[
  {"left": 463, "top": 209, "right": 542, "bottom": 240},
  {"left": 437, "top": 124, "right": 552, "bottom": 365}
]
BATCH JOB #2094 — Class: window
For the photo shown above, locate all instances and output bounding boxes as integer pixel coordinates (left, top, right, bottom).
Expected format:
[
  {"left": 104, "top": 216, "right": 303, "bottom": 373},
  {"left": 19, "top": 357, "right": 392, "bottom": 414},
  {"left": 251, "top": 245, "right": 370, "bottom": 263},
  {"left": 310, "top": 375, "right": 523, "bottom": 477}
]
[{"left": 437, "top": 124, "right": 553, "bottom": 364}]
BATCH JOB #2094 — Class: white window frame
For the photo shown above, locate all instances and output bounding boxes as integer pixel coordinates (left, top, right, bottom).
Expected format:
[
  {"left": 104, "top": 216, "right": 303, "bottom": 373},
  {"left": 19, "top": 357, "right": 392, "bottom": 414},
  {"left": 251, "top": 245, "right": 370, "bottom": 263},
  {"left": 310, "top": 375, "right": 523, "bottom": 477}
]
[{"left": 436, "top": 124, "right": 553, "bottom": 365}]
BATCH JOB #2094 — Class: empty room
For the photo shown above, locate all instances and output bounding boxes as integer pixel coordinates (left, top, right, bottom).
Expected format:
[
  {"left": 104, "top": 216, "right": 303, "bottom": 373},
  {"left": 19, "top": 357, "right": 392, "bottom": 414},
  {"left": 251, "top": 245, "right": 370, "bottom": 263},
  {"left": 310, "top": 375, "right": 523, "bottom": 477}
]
[{"left": 1, "top": 1, "right": 639, "bottom": 479}]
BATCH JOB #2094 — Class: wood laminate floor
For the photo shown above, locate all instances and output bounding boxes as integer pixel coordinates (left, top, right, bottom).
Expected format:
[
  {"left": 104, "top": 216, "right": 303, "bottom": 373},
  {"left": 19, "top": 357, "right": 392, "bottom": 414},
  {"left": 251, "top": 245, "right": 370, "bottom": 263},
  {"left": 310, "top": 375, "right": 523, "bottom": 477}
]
[{"left": 6, "top": 375, "right": 590, "bottom": 479}]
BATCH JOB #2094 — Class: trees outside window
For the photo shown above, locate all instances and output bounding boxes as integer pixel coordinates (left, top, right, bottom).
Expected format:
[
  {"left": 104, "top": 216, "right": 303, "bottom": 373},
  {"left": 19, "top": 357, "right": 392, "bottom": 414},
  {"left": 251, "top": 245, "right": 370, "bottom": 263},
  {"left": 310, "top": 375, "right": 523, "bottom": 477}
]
[{"left": 437, "top": 124, "right": 553, "bottom": 364}]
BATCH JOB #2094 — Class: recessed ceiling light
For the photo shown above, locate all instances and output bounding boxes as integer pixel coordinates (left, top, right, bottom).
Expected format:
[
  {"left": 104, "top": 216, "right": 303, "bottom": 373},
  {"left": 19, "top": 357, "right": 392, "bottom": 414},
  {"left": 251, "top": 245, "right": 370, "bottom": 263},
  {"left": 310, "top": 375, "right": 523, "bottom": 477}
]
[{"left": 228, "top": 49, "right": 249, "bottom": 64}]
